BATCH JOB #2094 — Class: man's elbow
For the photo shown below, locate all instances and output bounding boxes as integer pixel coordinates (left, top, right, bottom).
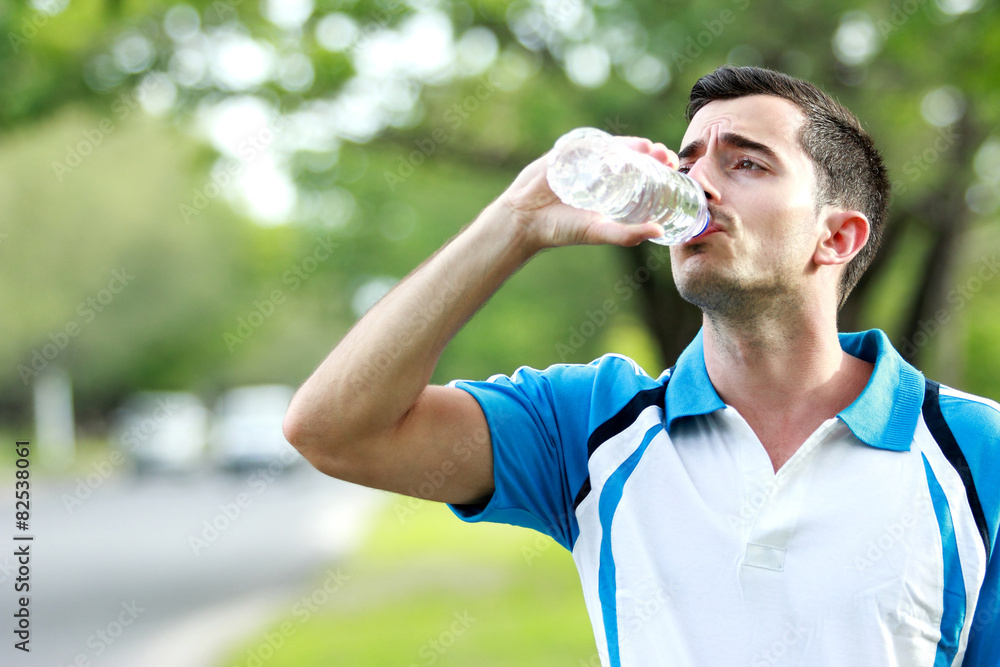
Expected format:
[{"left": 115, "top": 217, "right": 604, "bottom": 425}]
[
  {"left": 281, "top": 406, "right": 308, "bottom": 453},
  {"left": 282, "top": 403, "right": 359, "bottom": 480},
  {"left": 282, "top": 403, "right": 330, "bottom": 467}
]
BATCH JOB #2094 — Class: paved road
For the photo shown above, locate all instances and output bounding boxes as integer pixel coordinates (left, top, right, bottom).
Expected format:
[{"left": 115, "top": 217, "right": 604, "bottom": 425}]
[{"left": 0, "top": 460, "right": 385, "bottom": 667}]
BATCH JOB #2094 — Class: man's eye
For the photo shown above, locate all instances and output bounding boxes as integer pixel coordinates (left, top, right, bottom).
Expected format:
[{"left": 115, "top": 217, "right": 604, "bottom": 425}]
[
  {"left": 735, "top": 157, "right": 762, "bottom": 171},
  {"left": 678, "top": 164, "right": 692, "bottom": 174}
]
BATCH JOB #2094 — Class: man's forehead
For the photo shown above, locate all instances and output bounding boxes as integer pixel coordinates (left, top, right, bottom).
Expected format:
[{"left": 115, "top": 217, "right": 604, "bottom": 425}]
[{"left": 681, "top": 95, "right": 806, "bottom": 156}]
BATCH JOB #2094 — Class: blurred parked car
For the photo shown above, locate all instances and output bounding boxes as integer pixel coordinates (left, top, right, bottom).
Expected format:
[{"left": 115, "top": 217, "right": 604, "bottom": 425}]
[
  {"left": 113, "top": 392, "right": 210, "bottom": 473},
  {"left": 210, "top": 384, "right": 301, "bottom": 472}
]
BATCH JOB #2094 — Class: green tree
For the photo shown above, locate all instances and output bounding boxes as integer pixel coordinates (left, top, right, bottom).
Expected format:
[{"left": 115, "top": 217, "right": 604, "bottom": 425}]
[{"left": 4, "top": 0, "right": 998, "bottom": 425}]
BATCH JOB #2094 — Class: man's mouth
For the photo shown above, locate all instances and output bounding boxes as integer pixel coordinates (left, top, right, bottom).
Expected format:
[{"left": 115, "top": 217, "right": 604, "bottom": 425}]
[
  {"left": 690, "top": 207, "right": 733, "bottom": 240},
  {"left": 688, "top": 217, "right": 726, "bottom": 242},
  {"left": 697, "top": 222, "right": 723, "bottom": 237}
]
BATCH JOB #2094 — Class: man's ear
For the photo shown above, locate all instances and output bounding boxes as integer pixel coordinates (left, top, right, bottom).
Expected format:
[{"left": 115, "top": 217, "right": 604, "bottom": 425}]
[{"left": 814, "top": 209, "right": 869, "bottom": 267}]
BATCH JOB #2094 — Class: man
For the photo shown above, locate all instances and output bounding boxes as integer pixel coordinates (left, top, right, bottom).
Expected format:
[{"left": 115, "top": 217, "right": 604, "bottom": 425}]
[{"left": 283, "top": 66, "right": 1000, "bottom": 665}]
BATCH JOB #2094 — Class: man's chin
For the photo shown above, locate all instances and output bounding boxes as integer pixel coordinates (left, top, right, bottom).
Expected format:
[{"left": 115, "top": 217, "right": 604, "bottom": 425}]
[
  {"left": 674, "top": 268, "right": 750, "bottom": 315},
  {"left": 675, "top": 231, "right": 731, "bottom": 260}
]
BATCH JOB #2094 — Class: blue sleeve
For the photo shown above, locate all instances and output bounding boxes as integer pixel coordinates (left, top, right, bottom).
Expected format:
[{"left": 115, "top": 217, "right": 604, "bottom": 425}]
[
  {"left": 447, "top": 355, "right": 660, "bottom": 550},
  {"left": 939, "top": 392, "right": 1000, "bottom": 665}
]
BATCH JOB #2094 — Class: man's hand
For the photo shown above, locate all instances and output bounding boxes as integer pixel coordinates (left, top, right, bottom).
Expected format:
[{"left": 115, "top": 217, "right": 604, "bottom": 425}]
[{"left": 499, "top": 136, "right": 681, "bottom": 251}]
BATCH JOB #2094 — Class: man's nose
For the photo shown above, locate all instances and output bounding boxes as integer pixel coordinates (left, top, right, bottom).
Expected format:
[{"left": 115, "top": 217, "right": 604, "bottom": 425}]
[{"left": 685, "top": 159, "right": 720, "bottom": 202}]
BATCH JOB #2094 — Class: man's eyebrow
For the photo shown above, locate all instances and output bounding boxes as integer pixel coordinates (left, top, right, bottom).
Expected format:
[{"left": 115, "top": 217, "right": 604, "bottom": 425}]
[
  {"left": 677, "top": 132, "right": 783, "bottom": 165},
  {"left": 677, "top": 139, "right": 704, "bottom": 161}
]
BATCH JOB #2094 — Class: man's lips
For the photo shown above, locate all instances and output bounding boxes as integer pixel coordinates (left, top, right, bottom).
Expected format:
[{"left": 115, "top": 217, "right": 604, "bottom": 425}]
[
  {"left": 688, "top": 220, "right": 724, "bottom": 242},
  {"left": 691, "top": 207, "right": 734, "bottom": 239}
]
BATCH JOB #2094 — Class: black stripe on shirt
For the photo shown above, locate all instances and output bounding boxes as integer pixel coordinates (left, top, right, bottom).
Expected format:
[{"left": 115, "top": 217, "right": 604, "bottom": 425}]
[
  {"left": 922, "top": 378, "right": 992, "bottom": 560},
  {"left": 573, "top": 377, "right": 669, "bottom": 511}
]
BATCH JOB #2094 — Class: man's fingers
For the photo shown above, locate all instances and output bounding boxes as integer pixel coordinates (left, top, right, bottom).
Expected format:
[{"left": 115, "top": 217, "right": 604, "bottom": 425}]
[
  {"left": 619, "top": 136, "right": 679, "bottom": 169},
  {"left": 620, "top": 136, "right": 652, "bottom": 153},
  {"left": 586, "top": 219, "right": 665, "bottom": 247},
  {"left": 654, "top": 143, "right": 680, "bottom": 170}
]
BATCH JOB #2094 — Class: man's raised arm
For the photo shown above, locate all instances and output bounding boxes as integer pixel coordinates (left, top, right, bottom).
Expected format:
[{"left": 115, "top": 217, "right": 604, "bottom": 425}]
[{"left": 281, "top": 140, "right": 674, "bottom": 505}]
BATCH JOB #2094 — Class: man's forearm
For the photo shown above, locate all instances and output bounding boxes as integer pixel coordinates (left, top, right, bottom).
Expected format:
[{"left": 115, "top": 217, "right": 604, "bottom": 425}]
[{"left": 284, "top": 198, "right": 536, "bottom": 452}]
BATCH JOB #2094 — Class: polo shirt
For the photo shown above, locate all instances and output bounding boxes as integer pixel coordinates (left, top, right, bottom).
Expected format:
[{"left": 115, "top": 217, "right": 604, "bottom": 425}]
[{"left": 448, "top": 328, "right": 1000, "bottom": 666}]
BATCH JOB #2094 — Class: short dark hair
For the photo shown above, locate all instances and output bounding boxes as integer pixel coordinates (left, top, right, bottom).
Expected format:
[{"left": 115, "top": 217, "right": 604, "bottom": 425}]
[{"left": 685, "top": 66, "right": 890, "bottom": 309}]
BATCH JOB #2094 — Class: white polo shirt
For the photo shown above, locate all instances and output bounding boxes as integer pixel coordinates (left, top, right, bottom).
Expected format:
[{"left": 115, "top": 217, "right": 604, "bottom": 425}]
[{"left": 449, "top": 329, "right": 1000, "bottom": 666}]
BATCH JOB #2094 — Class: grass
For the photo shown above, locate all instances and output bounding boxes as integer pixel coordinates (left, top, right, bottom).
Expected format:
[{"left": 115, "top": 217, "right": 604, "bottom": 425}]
[{"left": 218, "top": 497, "right": 599, "bottom": 667}]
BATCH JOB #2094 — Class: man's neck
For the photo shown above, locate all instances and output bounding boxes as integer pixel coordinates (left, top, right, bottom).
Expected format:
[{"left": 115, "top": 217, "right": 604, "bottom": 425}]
[{"left": 701, "top": 309, "right": 873, "bottom": 472}]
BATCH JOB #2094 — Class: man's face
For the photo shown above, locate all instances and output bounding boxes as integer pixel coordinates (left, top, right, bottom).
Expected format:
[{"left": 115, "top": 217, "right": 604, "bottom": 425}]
[{"left": 670, "top": 95, "right": 823, "bottom": 319}]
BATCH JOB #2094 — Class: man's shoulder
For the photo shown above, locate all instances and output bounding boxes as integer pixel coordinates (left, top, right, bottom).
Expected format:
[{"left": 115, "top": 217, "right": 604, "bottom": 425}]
[
  {"left": 925, "top": 382, "right": 1000, "bottom": 469},
  {"left": 469, "top": 353, "right": 661, "bottom": 389},
  {"left": 930, "top": 383, "right": 1000, "bottom": 546},
  {"left": 450, "top": 353, "right": 665, "bottom": 424},
  {"left": 935, "top": 383, "right": 1000, "bottom": 435}
]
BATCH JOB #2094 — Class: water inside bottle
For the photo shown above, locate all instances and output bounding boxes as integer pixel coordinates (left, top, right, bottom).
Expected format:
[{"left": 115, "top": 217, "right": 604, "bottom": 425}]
[{"left": 547, "top": 128, "right": 709, "bottom": 245}]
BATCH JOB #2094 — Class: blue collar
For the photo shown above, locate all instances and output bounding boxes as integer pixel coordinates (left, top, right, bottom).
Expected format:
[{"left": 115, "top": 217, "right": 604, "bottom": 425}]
[{"left": 661, "top": 328, "right": 924, "bottom": 451}]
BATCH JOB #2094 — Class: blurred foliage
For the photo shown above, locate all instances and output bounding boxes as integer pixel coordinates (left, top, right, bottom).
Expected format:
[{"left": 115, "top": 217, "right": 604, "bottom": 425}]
[{"left": 2, "top": 0, "right": 999, "bottom": 435}]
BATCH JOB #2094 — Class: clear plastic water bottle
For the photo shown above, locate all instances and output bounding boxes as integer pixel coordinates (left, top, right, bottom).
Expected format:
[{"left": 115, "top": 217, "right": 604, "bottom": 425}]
[{"left": 546, "top": 127, "right": 709, "bottom": 245}]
